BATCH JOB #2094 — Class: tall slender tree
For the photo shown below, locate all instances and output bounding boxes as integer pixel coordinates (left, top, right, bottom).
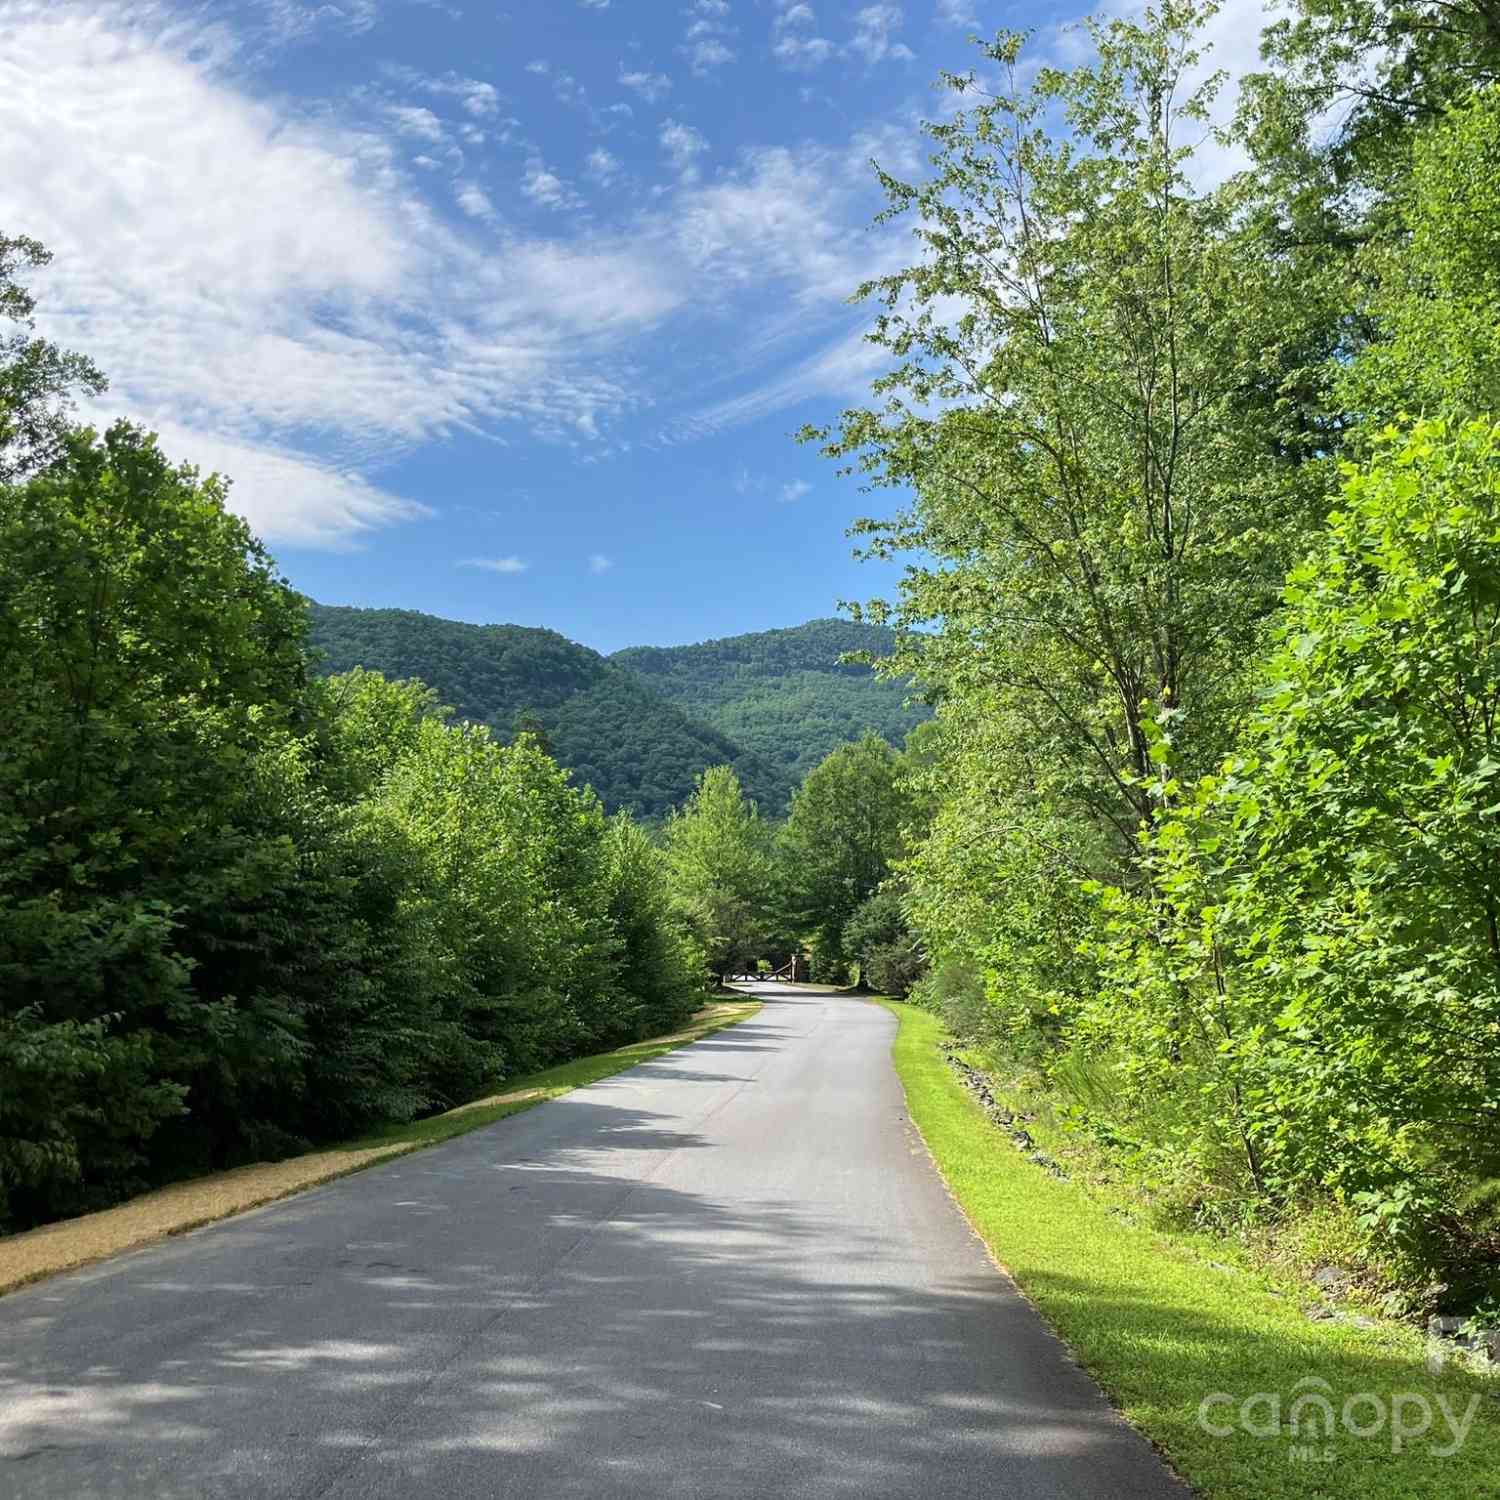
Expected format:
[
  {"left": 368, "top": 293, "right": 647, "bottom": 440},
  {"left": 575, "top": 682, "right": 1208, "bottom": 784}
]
[
  {"left": 664, "top": 767, "right": 776, "bottom": 980},
  {"left": 812, "top": 3, "right": 1339, "bottom": 878},
  {"left": 780, "top": 734, "right": 913, "bottom": 980}
]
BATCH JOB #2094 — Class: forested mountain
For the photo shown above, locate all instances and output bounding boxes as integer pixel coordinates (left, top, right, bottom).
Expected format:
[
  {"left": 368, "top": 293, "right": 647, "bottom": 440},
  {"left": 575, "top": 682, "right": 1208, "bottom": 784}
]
[
  {"left": 612, "top": 619, "right": 929, "bottom": 785},
  {"left": 308, "top": 609, "right": 925, "bottom": 815},
  {"left": 307, "top": 604, "right": 793, "bottom": 817}
]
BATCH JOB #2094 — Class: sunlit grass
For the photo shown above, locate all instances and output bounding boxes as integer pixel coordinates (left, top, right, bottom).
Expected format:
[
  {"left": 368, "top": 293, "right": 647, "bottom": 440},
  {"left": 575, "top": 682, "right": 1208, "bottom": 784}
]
[
  {"left": 349, "top": 1002, "right": 760, "bottom": 1150},
  {"left": 881, "top": 1000, "right": 1500, "bottom": 1500}
]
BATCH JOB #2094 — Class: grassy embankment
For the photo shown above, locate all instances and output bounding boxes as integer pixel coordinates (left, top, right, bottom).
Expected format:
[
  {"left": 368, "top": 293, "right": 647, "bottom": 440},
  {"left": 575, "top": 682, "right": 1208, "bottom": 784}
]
[
  {"left": 0, "top": 1001, "right": 759, "bottom": 1297},
  {"left": 882, "top": 999, "right": 1500, "bottom": 1500}
]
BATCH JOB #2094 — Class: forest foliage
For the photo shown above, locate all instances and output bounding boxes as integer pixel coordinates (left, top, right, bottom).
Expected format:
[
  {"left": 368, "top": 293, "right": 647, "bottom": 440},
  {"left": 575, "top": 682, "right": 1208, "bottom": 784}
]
[
  {"left": 0, "top": 357, "right": 705, "bottom": 1231},
  {"left": 309, "top": 607, "right": 925, "bottom": 818},
  {"left": 613, "top": 619, "right": 930, "bottom": 786},
  {"left": 793, "top": 0, "right": 1500, "bottom": 1310},
  {"left": 308, "top": 604, "right": 793, "bottom": 819}
]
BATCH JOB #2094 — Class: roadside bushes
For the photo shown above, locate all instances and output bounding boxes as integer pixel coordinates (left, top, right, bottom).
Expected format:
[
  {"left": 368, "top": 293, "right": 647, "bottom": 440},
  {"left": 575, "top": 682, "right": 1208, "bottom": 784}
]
[
  {"left": 1093, "top": 419, "right": 1500, "bottom": 1257},
  {"left": 0, "top": 422, "right": 705, "bottom": 1232},
  {"left": 859, "top": 48, "right": 1500, "bottom": 1298},
  {"left": 600, "top": 815, "right": 705, "bottom": 1043},
  {"left": 842, "top": 886, "right": 923, "bottom": 997}
]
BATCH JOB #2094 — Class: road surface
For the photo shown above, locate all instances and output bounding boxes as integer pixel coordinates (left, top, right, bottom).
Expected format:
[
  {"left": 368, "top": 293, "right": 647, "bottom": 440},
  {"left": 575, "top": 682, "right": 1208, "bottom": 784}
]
[{"left": 0, "top": 985, "right": 1182, "bottom": 1499}]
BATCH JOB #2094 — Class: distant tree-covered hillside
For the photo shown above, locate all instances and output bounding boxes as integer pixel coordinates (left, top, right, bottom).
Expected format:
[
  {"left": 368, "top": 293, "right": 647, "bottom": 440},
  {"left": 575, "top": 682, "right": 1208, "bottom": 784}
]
[
  {"left": 307, "top": 605, "right": 792, "bottom": 817},
  {"left": 612, "top": 619, "right": 930, "bottom": 785}
]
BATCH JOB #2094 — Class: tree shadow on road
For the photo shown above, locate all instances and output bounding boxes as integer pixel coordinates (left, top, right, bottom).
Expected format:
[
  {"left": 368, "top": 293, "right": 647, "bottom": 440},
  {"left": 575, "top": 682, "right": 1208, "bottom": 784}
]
[{"left": 0, "top": 1094, "right": 1181, "bottom": 1500}]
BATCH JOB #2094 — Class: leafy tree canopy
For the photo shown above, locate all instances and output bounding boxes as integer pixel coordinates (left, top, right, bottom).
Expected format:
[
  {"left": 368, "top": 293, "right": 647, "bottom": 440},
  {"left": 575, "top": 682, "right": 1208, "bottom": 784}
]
[{"left": 0, "top": 232, "right": 106, "bottom": 483}]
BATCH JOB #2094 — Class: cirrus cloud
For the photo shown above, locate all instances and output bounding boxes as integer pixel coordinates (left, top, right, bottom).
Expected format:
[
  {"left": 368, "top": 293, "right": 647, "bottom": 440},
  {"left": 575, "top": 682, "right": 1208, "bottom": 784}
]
[
  {"left": 0, "top": 1, "right": 686, "bottom": 546},
  {"left": 0, "top": 0, "right": 971, "bottom": 555}
]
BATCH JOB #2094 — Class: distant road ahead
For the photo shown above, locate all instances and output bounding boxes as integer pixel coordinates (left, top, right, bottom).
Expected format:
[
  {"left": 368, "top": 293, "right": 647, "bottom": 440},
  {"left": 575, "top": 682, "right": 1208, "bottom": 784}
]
[{"left": 0, "top": 985, "right": 1181, "bottom": 1499}]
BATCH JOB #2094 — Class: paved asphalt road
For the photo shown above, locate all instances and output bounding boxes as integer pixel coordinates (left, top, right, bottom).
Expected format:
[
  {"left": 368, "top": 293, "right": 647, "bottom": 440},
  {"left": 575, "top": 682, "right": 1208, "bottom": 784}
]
[{"left": 0, "top": 986, "right": 1183, "bottom": 1499}]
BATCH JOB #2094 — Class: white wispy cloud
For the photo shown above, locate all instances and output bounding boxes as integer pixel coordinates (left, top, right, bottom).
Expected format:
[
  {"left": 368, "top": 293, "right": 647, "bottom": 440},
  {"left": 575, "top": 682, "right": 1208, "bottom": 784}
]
[
  {"left": 385, "top": 67, "right": 502, "bottom": 118},
  {"left": 386, "top": 104, "right": 445, "bottom": 141},
  {"left": 585, "top": 147, "right": 621, "bottom": 184},
  {"left": 0, "top": 2, "right": 690, "bottom": 546},
  {"left": 619, "top": 67, "right": 672, "bottom": 102},
  {"left": 525, "top": 56, "right": 588, "bottom": 107},
  {"left": 455, "top": 181, "right": 496, "bottom": 219},
  {"left": 0, "top": 0, "right": 1007, "bottom": 547},
  {"left": 259, "top": 0, "right": 379, "bottom": 44},
  {"left": 522, "top": 158, "right": 583, "bottom": 210},
  {"left": 772, "top": 1, "right": 833, "bottom": 69},
  {"left": 460, "top": 555, "right": 529, "bottom": 573},
  {"left": 670, "top": 125, "right": 917, "bottom": 307},
  {"left": 849, "top": 4, "right": 914, "bottom": 64},
  {"left": 689, "top": 38, "right": 735, "bottom": 71},
  {"left": 106, "top": 408, "right": 433, "bottom": 549},
  {"left": 677, "top": 319, "right": 892, "bottom": 436},
  {"left": 440, "top": 77, "right": 500, "bottom": 117},
  {"left": 660, "top": 119, "right": 709, "bottom": 181},
  {"left": 935, "top": 0, "right": 978, "bottom": 25},
  {"left": 682, "top": 0, "right": 736, "bottom": 73},
  {"left": 588, "top": 552, "right": 614, "bottom": 573},
  {"left": 780, "top": 478, "right": 811, "bottom": 502}
]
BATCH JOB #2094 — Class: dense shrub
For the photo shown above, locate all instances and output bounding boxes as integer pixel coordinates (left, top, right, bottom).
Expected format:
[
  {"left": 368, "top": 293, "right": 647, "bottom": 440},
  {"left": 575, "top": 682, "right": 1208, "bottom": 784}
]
[
  {"left": 842, "top": 887, "right": 924, "bottom": 997},
  {"left": 1090, "top": 419, "right": 1500, "bottom": 1250}
]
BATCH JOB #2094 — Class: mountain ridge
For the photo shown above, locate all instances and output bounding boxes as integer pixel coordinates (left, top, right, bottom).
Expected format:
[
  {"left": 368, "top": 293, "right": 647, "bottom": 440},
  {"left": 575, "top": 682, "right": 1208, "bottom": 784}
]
[
  {"left": 612, "top": 617, "right": 929, "bottom": 786},
  {"left": 306, "top": 605, "right": 926, "bottom": 816}
]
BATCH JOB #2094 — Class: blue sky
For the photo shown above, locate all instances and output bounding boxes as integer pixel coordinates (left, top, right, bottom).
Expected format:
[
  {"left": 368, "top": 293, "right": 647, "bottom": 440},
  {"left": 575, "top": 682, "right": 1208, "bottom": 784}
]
[{"left": 1, "top": 0, "right": 1266, "bottom": 651}]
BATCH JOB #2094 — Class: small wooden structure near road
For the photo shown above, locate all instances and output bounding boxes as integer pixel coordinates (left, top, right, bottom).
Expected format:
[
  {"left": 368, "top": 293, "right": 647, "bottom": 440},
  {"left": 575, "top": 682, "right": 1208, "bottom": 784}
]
[{"left": 721, "top": 953, "right": 806, "bottom": 984}]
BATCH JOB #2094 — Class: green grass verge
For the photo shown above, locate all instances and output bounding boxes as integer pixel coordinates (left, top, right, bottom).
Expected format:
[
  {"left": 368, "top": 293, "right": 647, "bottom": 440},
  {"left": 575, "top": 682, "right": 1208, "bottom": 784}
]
[
  {"left": 881, "top": 1000, "right": 1500, "bottom": 1500},
  {"left": 350, "top": 1002, "right": 761, "bottom": 1151}
]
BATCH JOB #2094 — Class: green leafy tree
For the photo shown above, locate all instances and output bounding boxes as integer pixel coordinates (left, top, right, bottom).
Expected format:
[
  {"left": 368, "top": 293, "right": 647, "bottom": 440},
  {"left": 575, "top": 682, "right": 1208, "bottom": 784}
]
[
  {"left": 0, "top": 422, "right": 310, "bottom": 1220},
  {"left": 814, "top": 4, "right": 1338, "bottom": 894},
  {"left": 0, "top": 233, "right": 107, "bottom": 482},
  {"left": 309, "top": 668, "right": 451, "bottom": 804},
  {"left": 781, "top": 734, "right": 914, "bottom": 980},
  {"left": 599, "top": 816, "right": 705, "bottom": 1040},
  {"left": 841, "top": 886, "right": 924, "bottom": 998},
  {"left": 1080, "top": 90, "right": 1500, "bottom": 1246},
  {"left": 377, "top": 721, "right": 617, "bottom": 1086},
  {"left": 512, "top": 707, "right": 555, "bottom": 759},
  {"left": 1102, "top": 419, "right": 1500, "bottom": 1238},
  {"left": 1341, "top": 84, "right": 1500, "bottom": 427},
  {"left": 664, "top": 767, "right": 776, "bottom": 979},
  {"left": 902, "top": 694, "right": 1110, "bottom": 1048},
  {"left": 1239, "top": 0, "right": 1500, "bottom": 249}
]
